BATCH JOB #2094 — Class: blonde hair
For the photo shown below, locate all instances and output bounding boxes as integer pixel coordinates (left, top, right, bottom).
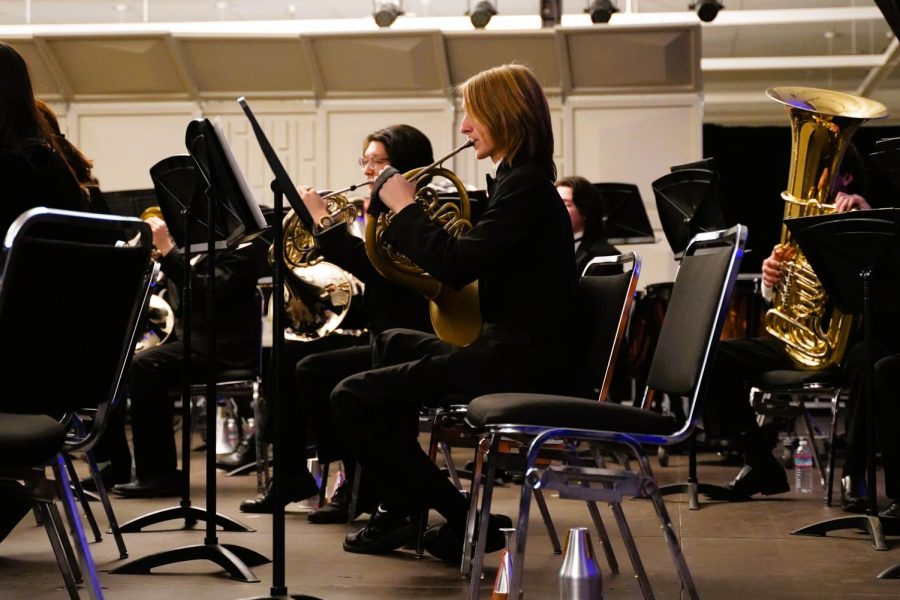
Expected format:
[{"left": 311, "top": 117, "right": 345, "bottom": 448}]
[{"left": 458, "top": 64, "right": 555, "bottom": 179}]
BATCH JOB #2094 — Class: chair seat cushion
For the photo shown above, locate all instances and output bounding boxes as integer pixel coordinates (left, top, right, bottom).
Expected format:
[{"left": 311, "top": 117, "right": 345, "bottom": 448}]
[
  {"left": 465, "top": 393, "right": 677, "bottom": 436},
  {"left": 751, "top": 369, "right": 840, "bottom": 390},
  {"left": 0, "top": 413, "right": 66, "bottom": 469}
]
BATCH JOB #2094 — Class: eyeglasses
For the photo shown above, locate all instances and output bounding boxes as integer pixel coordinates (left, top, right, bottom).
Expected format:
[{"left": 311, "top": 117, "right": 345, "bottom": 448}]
[{"left": 358, "top": 156, "right": 390, "bottom": 169}]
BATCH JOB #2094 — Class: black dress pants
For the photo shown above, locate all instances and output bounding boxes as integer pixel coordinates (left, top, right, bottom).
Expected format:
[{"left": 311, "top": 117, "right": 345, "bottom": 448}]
[
  {"left": 331, "top": 329, "right": 521, "bottom": 525},
  {"left": 874, "top": 354, "right": 900, "bottom": 500}
]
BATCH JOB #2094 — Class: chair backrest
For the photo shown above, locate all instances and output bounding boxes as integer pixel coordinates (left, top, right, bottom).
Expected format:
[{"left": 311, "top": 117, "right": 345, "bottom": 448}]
[
  {"left": 0, "top": 209, "right": 153, "bottom": 438},
  {"left": 572, "top": 252, "right": 641, "bottom": 402},
  {"left": 643, "top": 225, "right": 746, "bottom": 443}
]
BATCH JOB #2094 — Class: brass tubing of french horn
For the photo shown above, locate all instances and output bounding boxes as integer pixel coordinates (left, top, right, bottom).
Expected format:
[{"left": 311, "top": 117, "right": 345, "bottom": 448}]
[{"left": 410, "top": 139, "right": 475, "bottom": 183}]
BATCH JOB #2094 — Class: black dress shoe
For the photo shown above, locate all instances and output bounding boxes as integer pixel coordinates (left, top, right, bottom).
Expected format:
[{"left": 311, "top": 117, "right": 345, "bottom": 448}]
[
  {"left": 841, "top": 474, "right": 868, "bottom": 514},
  {"left": 725, "top": 462, "right": 790, "bottom": 499},
  {"left": 880, "top": 501, "right": 900, "bottom": 519},
  {"left": 239, "top": 474, "right": 319, "bottom": 514},
  {"left": 78, "top": 464, "right": 131, "bottom": 493},
  {"left": 342, "top": 505, "right": 417, "bottom": 554},
  {"left": 307, "top": 481, "right": 375, "bottom": 524},
  {"left": 424, "top": 513, "right": 513, "bottom": 564},
  {"left": 216, "top": 435, "right": 256, "bottom": 471},
  {"left": 112, "top": 472, "right": 182, "bottom": 498}
]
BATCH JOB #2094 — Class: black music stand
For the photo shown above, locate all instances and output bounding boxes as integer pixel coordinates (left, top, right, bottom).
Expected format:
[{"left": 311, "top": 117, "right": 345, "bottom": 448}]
[
  {"left": 653, "top": 168, "right": 726, "bottom": 256},
  {"left": 117, "top": 156, "right": 256, "bottom": 536},
  {"left": 236, "top": 96, "right": 323, "bottom": 600},
  {"left": 112, "top": 119, "right": 270, "bottom": 582},
  {"left": 786, "top": 209, "right": 900, "bottom": 553},
  {"left": 592, "top": 182, "right": 655, "bottom": 245}
]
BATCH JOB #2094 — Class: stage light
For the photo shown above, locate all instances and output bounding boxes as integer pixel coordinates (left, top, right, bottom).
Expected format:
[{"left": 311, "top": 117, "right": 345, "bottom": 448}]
[
  {"left": 690, "top": 0, "right": 723, "bottom": 23},
  {"left": 586, "top": 0, "right": 618, "bottom": 24},
  {"left": 373, "top": 1, "right": 403, "bottom": 28},
  {"left": 468, "top": 1, "right": 497, "bottom": 29}
]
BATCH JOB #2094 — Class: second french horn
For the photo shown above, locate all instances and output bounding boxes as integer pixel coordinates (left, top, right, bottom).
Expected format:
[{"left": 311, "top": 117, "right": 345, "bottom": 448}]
[{"left": 273, "top": 193, "right": 359, "bottom": 341}]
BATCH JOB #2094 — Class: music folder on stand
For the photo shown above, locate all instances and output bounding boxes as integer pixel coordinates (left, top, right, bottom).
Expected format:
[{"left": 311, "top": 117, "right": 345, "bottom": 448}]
[
  {"left": 592, "top": 182, "right": 656, "bottom": 245},
  {"left": 112, "top": 117, "right": 270, "bottom": 582},
  {"left": 235, "top": 96, "right": 323, "bottom": 599},
  {"left": 785, "top": 208, "right": 900, "bottom": 558}
]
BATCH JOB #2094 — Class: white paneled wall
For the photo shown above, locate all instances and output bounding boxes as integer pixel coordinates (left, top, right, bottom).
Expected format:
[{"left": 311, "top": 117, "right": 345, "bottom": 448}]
[{"left": 50, "top": 93, "right": 702, "bottom": 286}]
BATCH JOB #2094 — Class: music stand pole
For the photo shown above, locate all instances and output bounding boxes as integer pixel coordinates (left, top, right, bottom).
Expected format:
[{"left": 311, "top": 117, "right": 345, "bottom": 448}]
[
  {"left": 241, "top": 183, "right": 320, "bottom": 600},
  {"left": 112, "top": 186, "right": 270, "bottom": 583},
  {"left": 786, "top": 210, "right": 900, "bottom": 552}
]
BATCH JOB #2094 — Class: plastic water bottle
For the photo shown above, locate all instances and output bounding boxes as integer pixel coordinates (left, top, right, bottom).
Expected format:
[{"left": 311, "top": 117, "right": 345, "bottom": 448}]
[
  {"left": 794, "top": 438, "right": 814, "bottom": 494},
  {"left": 225, "top": 417, "right": 239, "bottom": 452}
]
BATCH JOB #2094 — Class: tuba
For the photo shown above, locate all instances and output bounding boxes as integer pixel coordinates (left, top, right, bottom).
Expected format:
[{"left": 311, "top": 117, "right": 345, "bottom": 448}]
[
  {"left": 764, "top": 87, "right": 887, "bottom": 369},
  {"left": 364, "top": 140, "right": 481, "bottom": 347},
  {"left": 270, "top": 192, "right": 359, "bottom": 341}
]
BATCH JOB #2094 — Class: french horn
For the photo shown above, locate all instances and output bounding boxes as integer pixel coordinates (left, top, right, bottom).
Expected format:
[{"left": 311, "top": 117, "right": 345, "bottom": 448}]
[
  {"left": 134, "top": 205, "right": 175, "bottom": 353},
  {"left": 270, "top": 192, "right": 360, "bottom": 341},
  {"left": 364, "top": 140, "right": 482, "bottom": 347}
]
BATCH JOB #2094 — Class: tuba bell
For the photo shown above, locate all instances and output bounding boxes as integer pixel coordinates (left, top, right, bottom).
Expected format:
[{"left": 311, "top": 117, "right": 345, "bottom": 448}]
[
  {"left": 364, "top": 140, "right": 482, "bottom": 347},
  {"left": 270, "top": 192, "right": 359, "bottom": 341},
  {"left": 764, "top": 87, "right": 887, "bottom": 369}
]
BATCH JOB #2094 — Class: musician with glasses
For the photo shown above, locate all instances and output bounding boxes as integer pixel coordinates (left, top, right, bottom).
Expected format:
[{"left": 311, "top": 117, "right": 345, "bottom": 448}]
[
  {"left": 237, "top": 124, "right": 434, "bottom": 517},
  {"left": 0, "top": 43, "right": 88, "bottom": 233},
  {"left": 331, "top": 64, "right": 576, "bottom": 562}
]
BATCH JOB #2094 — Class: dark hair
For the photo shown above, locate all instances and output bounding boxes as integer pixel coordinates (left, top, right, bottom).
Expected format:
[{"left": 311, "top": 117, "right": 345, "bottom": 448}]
[
  {"left": 555, "top": 175, "right": 607, "bottom": 239},
  {"left": 0, "top": 42, "right": 54, "bottom": 150},
  {"left": 459, "top": 64, "right": 556, "bottom": 179},
  {"left": 839, "top": 142, "right": 868, "bottom": 196},
  {"left": 365, "top": 124, "right": 434, "bottom": 174},
  {"left": 35, "top": 99, "right": 97, "bottom": 187}
]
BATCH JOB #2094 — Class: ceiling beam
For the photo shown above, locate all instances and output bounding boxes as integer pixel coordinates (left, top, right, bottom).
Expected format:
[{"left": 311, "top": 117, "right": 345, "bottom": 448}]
[
  {"left": 703, "top": 54, "right": 884, "bottom": 72},
  {"left": 857, "top": 37, "right": 900, "bottom": 97}
]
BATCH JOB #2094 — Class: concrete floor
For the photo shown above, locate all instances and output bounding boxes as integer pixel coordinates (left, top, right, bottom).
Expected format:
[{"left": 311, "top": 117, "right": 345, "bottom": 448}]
[{"left": 4, "top": 441, "right": 900, "bottom": 600}]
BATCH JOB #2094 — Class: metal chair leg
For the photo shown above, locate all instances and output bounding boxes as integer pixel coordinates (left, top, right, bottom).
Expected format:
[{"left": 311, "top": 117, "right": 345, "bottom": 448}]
[
  {"left": 86, "top": 450, "right": 128, "bottom": 558},
  {"left": 347, "top": 461, "right": 362, "bottom": 524},
  {"left": 47, "top": 501, "right": 82, "bottom": 584},
  {"left": 63, "top": 454, "right": 102, "bottom": 543},
  {"left": 467, "top": 435, "right": 501, "bottom": 600},
  {"left": 506, "top": 465, "right": 535, "bottom": 600},
  {"left": 40, "top": 502, "right": 81, "bottom": 599},
  {"left": 533, "top": 488, "right": 562, "bottom": 554},
  {"left": 826, "top": 387, "right": 842, "bottom": 507},
  {"left": 645, "top": 472, "right": 699, "bottom": 600},
  {"left": 800, "top": 403, "right": 826, "bottom": 486},
  {"left": 54, "top": 455, "right": 105, "bottom": 600},
  {"left": 461, "top": 438, "right": 487, "bottom": 578},
  {"left": 610, "top": 501, "right": 654, "bottom": 599}
]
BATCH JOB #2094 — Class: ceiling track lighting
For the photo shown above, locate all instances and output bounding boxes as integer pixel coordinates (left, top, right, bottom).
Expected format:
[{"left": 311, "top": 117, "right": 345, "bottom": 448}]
[
  {"left": 586, "top": 0, "right": 619, "bottom": 24},
  {"left": 468, "top": 0, "right": 497, "bottom": 29},
  {"left": 690, "top": 0, "right": 723, "bottom": 23},
  {"left": 373, "top": 0, "right": 403, "bottom": 28}
]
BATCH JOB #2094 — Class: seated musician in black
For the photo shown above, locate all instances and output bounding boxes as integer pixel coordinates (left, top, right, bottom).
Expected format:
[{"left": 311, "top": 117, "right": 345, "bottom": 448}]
[
  {"left": 0, "top": 42, "right": 88, "bottom": 233},
  {"left": 556, "top": 175, "right": 620, "bottom": 274},
  {"left": 331, "top": 64, "right": 576, "bottom": 562},
  {"left": 102, "top": 214, "right": 265, "bottom": 497},
  {"left": 874, "top": 353, "right": 900, "bottom": 517},
  {"left": 707, "top": 145, "right": 900, "bottom": 504},
  {"left": 238, "top": 124, "right": 434, "bottom": 516}
]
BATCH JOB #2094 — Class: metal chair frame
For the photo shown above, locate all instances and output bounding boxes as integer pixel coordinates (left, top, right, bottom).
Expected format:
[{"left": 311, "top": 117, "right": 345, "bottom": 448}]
[{"left": 463, "top": 226, "right": 746, "bottom": 600}]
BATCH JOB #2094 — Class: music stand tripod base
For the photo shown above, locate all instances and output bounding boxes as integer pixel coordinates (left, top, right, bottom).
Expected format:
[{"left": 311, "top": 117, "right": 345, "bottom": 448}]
[
  {"left": 110, "top": 542, "right": 270, "bottom": 582},
  {"left": 791, "top": 514, "right": 900, "bottom": 552},
  {"left": 118, "top": 503, "right": 255, "bottom": 533}
]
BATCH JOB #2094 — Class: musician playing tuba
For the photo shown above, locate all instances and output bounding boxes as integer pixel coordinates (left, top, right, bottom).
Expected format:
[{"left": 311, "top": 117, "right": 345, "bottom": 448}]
[
  {"left": 706, "top": 143, "right": 900, "bottom": 508},
  {"left": 237, "top": 125, "right": 435, "bottom": 517},
  {"left": 333, "top": 64, "right": 577, "bottom": 563}
]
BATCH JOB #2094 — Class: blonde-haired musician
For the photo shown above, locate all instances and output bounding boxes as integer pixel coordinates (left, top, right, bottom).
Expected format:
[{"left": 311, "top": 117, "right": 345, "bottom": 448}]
[{"left": 331, "top": 64, "right": 577, "bottom": 562}]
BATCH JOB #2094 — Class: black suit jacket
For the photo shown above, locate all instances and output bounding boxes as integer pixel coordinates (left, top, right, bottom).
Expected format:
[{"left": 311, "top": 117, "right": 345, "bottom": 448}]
[
  {"left": 315, "top": 224, "right": 432, "bottom": 336},
  {"left": 575, "top": 236, "right": 621, "bottom": 276},
  {"left": 384, "top": 158, "right": 577, "bottom": 395}
]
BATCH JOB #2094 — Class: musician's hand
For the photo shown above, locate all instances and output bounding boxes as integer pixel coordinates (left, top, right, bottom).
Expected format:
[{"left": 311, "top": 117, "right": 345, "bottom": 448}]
[
  {"left": 298, "top": 186, "right": 328, "bottom": 223},
  {"left": 762, "top": 245, "right": 794, "bottom": 289},
  {"left": 378, "top": 172, "right": 416, "bottom": 213},
  {"left": 146, "top": 216, "right": 175, "bottom": 256},
  {"left": 834, "top": 191, "right": 871, "bottom": 213}
]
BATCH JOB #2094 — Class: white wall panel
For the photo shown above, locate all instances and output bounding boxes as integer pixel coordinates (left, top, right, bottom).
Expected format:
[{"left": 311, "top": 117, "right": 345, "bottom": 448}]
[{"left": 566, "top": 94, "right": 703, "bottom": 286}]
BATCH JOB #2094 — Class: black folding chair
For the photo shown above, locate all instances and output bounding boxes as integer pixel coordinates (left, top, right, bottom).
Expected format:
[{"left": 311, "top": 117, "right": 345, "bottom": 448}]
[
  {"left": 0, "top": 208, "right": 154, "bottom": 599},
  {"left": 463, "top": 225, "right": 746, "bottom": 600}
]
